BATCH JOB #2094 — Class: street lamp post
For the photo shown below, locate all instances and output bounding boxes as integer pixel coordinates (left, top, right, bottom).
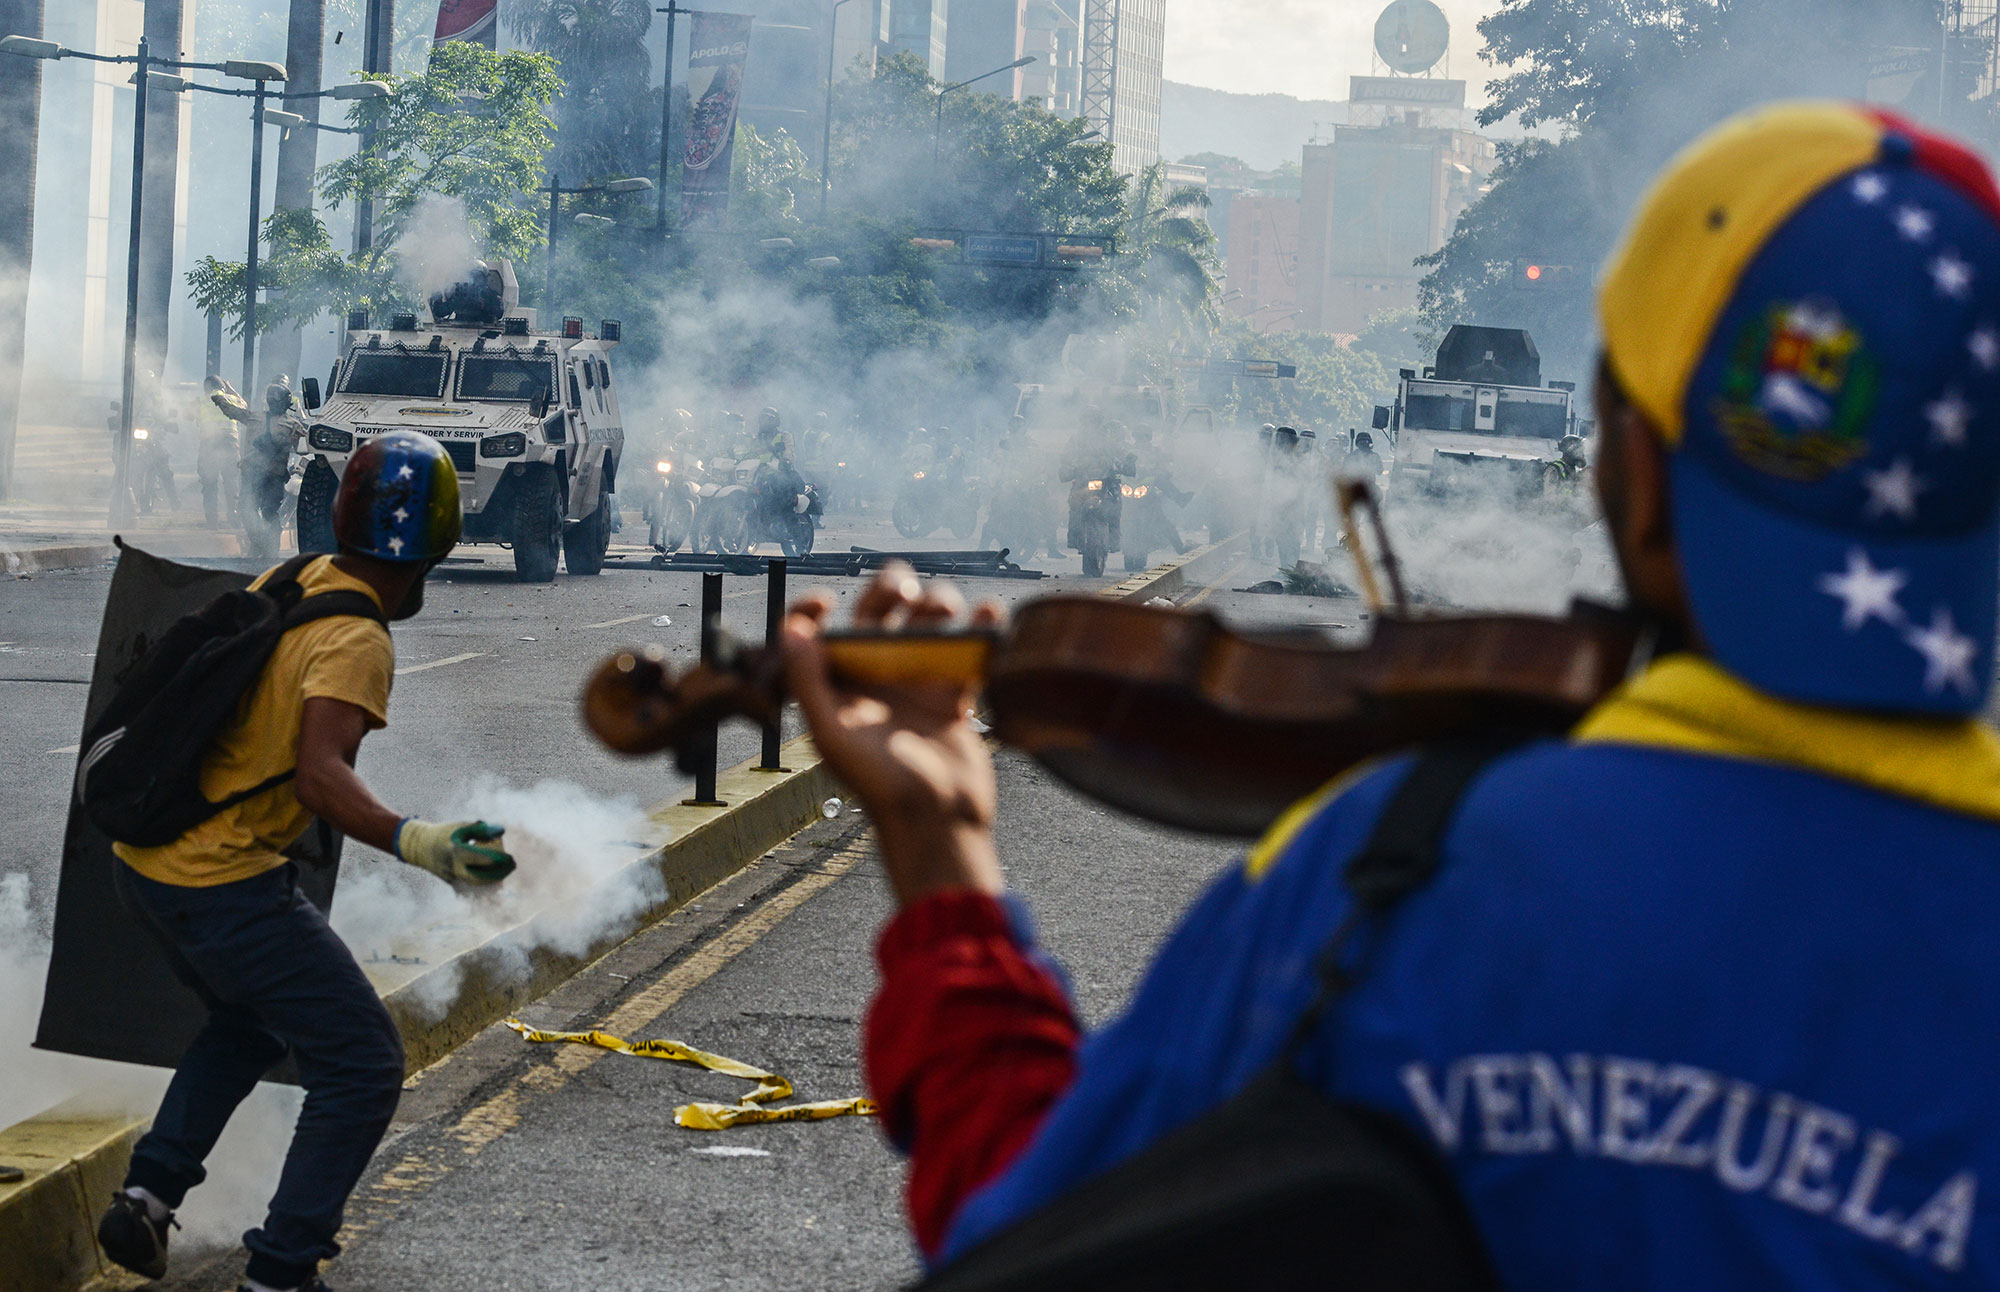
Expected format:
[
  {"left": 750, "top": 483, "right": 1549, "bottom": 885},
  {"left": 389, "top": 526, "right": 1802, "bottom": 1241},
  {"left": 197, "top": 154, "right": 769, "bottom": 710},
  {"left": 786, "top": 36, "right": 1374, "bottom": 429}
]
[
  {"left": 542, "top": 176, "right": 655, "bottom": 313},
  {"left": 0, "top": 35, "right": 288, "bottom": 528},
  {"left": 655, "top": 2, "right": 696, "bottom": 246},
  {"left": 933, "top": 56, "right": 1036, "bottom": 175},
  {"left": 818, "top": 0, "right": 856, "bottom": 221}
]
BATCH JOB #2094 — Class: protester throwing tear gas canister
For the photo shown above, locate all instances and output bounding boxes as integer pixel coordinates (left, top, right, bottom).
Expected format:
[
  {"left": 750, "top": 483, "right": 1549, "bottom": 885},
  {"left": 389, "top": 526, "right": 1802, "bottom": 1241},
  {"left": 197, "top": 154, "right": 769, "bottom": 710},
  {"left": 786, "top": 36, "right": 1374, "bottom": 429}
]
[
  {"left": 779, "top": 103, "right": 2000, "bottom": 1287},
  {"left": 94, "top": 432, "right": 516, "bottom": 1292}
]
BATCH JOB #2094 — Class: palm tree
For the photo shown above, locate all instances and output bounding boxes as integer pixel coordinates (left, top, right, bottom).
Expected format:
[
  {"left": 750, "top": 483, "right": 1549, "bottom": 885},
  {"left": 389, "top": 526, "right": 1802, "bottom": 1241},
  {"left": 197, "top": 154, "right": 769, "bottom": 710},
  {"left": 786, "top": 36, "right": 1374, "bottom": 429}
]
[
  {"left": 507, "top": 0, "right": 655, "bottom": 182},
  {"left": 1115, "top": 164, "right": 1222, "bottom": 341},
  {"left": 0, "top": 0, "right": 44, "bottom": 500},
  {"left": 262, "top": 0, "right": 325, "bottom": 387}
]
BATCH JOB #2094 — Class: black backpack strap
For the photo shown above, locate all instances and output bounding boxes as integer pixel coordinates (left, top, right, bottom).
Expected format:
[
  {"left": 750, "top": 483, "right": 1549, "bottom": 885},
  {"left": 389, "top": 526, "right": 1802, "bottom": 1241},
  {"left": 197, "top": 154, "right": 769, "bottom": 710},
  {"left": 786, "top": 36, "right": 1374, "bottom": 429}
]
[
  {"left": 205, "top": 589, "right": 387, "bottom": 816},
  {"left": 1286, "top": 738, "right": 1525, "bottom": 1055}
]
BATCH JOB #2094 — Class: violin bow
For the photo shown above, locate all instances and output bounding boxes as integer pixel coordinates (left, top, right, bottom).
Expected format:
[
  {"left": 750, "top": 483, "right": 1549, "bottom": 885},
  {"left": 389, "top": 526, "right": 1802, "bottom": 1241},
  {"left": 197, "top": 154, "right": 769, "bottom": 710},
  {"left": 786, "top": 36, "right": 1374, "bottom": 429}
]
[{"left": 1335, "top": 479, "right": 1411, "bottom": 615}]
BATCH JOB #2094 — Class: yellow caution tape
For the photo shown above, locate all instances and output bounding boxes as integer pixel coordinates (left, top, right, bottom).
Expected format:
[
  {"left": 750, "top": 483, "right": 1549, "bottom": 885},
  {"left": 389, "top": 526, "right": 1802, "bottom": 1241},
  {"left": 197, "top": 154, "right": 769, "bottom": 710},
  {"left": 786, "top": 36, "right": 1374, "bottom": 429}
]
[{"left": 504, "top": 1019, "right": 878, "bottom": 1130}]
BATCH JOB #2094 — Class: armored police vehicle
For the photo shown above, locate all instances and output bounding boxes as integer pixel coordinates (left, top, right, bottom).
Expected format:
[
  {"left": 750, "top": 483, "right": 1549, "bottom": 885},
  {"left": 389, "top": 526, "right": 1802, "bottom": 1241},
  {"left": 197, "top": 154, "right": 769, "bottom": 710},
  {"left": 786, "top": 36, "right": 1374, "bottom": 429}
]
[
  {"left": 1372, "top": 325, "right": 1583, "bottom": 498},
  {"left": 296, "top": 261, "right": 625, "bottom": 582}
]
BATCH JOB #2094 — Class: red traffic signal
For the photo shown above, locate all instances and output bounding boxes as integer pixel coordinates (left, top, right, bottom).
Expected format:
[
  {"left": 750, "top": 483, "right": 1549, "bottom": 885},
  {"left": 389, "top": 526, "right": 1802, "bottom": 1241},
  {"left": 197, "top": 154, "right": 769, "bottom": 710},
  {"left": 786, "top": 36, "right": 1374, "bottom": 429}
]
[{"left": 1513, "top": 257, "right": 1585, "bottom": 290}]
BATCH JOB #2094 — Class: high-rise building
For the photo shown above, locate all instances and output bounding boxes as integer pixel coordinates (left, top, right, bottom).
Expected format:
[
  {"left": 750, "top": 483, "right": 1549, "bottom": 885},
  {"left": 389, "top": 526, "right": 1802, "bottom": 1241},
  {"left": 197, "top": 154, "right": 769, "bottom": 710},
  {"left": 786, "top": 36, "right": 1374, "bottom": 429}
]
[
  {"left": 1224, "top": 194, "right": 1302, "bottom": 334},
  {"left": 1078, "top": 0, "right": 1162, "bottom": 173},
  {"left": 888, "top": 0, "right": 949, "bottom": 76},
  {"left": 1019, "top": 0, "right": 1080, "bottom": 113},
  {"left": 944, "top": 0, "right": 1028, "bottom": 92},
  {"left": 1295, "top": 77, "right": 1495, "bottom": 334}
]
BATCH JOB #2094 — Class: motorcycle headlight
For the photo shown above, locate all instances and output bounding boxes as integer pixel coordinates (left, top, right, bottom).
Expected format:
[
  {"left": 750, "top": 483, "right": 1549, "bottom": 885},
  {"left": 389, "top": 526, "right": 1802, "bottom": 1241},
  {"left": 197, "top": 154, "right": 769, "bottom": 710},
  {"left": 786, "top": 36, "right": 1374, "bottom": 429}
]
[
  {"left": 481, "top": 431, "right": 528, "bottom": 459},
  {"left": 308, "top": 423, "right": 354, "bottom": 453},
  {"left": 656, "top": 460, "right": 673, "bottom": 475},
  {"left": 1087, "top": 480, "right": 1104, "bottom": 492},
  {"left": 836, "top": 461, "right": 847, "bottom": 468},
  {"left": 1134, "top": 484, "right": 1149, "bottom": 498},
  {"left": 1119, "top": 483, "right": 1134, "bottom": 497},
  {"left": 914, "top": 470, "right": 927, "bottom": 480},
  {"left": 132, "top": 427, "right": 149, "bottom": 441}
]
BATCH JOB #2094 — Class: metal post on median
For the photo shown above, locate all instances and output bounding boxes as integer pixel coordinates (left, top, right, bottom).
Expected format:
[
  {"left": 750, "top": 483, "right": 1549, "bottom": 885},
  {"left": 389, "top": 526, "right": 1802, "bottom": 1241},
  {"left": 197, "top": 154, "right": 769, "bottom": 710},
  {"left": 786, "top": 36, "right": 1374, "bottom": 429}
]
[
  {"left": 682, "top": 571, "right": 725, "bottom": 806},
  {"left": 760, "top": 557, "right": 787, "bottom": 771}
]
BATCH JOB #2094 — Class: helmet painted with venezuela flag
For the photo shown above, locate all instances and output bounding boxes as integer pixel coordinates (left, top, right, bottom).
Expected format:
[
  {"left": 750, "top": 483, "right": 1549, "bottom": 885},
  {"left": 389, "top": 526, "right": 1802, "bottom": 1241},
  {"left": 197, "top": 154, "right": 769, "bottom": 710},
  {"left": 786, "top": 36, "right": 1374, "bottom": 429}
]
[
  {"left": 333, "top": 431, "right": 462, "bottom": 562},
  {"left": 1600, "top": 102, "right": 2000, "bottom": 716}
]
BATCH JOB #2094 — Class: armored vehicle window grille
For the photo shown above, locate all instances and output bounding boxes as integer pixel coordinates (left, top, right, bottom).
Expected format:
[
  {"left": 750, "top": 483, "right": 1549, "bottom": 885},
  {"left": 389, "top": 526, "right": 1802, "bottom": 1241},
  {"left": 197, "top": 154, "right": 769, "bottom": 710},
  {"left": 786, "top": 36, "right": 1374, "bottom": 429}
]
[
  {"left": 596, "top": 359, "right": 611, "bottom": 388},
  {"left": 456, "top": 355, "right": 558, "bottom": 404},
  {"left": 341, "top": 352, "right": 450, "bottom": 398},
  {"left": 1494, "top": 399, "right": 1570, "bottom": 440},
  {"left": 442, "top": 441, "right": 477, "bottom": 474},
  {"left": 1404, "top": 393, "right": 1476, "bottom": 433}
]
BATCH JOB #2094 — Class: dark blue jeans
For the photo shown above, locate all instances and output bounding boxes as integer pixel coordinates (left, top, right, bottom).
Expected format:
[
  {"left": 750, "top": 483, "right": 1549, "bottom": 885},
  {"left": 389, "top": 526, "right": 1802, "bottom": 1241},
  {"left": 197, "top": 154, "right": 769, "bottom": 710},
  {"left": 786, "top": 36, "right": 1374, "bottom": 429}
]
[{"left": 116, "top": 862, "right": 404, "bottom": 1289}]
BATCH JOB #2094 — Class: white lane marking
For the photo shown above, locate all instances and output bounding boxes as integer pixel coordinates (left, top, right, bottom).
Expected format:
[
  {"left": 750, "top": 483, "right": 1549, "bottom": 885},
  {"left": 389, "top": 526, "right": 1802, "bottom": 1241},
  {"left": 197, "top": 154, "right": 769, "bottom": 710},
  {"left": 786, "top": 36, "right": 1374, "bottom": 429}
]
[
  {"left": 48, "top": 744, "right": 79, "bottom": 756},
  {"left": 395, "top": 651, "right": 490, "bottom": 676}
]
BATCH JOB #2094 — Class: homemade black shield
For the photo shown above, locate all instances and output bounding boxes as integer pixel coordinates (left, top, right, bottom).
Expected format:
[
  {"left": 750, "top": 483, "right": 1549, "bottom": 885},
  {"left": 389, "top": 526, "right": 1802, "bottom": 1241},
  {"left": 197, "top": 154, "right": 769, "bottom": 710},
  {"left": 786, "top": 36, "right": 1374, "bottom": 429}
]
[{"left": 34, "top": 541, "right": 343, "bottom": 1079}]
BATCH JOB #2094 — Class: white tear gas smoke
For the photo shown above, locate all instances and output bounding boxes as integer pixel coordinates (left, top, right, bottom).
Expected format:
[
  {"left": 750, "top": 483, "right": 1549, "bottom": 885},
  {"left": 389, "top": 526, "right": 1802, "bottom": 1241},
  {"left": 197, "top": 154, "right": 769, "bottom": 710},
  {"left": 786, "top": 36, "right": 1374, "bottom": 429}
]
[
  {"left": 394, "top": 194, "right": 484, "bottom": 304},
  {"left": 0, "top": 874, "right": 303, "bottom": 1253},
  {"left": 329, "top": 777, "right": 657, "bottom": 1020},
  {"left": 1370, "top": 475, "right": 1622, "bottom": 616}
]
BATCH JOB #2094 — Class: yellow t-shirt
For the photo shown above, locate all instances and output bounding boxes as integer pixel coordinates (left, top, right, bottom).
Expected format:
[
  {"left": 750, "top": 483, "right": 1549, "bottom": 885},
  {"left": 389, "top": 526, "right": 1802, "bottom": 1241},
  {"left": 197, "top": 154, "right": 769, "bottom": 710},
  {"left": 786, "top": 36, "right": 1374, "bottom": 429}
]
[{"left": 115, "top": 557, "right": 395, "bottom": 887}]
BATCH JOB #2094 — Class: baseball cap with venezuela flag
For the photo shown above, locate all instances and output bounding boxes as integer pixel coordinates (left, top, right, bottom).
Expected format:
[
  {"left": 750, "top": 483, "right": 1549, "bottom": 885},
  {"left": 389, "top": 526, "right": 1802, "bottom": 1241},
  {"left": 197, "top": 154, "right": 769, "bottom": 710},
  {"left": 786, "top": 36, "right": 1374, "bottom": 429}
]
[{"left": 1600, "top": 101, "right": 2000, "bottom": 716}]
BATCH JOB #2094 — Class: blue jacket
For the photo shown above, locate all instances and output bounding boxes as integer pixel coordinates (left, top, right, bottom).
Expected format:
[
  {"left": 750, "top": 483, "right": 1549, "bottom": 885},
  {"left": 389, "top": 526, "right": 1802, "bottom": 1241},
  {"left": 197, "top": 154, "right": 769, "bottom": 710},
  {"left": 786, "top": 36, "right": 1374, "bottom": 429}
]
[{"left": 944, "top": 659, "right": 2000, "bottom": 1287}]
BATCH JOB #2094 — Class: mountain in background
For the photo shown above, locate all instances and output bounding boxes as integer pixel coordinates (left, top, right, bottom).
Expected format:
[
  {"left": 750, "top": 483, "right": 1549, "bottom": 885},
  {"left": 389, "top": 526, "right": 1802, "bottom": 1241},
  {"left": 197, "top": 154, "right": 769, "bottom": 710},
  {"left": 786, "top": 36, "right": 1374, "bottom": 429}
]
[{"left": 1160, "top": 81, "right": 1350, "bottom": 172}]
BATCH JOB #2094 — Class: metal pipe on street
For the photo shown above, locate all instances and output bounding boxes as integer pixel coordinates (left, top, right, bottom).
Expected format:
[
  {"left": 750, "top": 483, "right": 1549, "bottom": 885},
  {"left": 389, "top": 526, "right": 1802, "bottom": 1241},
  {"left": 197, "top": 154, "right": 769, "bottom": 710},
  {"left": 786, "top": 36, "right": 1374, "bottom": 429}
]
[{"left": 684, "top": 571, "right": 725, "bottom": 806}]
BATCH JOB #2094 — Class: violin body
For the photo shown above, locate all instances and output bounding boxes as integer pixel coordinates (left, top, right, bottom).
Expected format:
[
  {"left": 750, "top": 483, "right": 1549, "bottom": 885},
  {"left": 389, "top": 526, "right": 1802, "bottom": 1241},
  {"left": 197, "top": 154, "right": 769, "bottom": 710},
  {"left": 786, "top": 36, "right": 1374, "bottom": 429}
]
[{"left": 582, "top": 595, "right": 1645, "bottom": 839}]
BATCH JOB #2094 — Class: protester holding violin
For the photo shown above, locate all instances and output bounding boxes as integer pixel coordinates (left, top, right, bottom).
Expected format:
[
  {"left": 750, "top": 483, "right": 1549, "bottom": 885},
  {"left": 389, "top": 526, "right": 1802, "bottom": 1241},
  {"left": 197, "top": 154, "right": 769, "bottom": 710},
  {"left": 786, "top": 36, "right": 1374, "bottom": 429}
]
[{"left": 581, "top": 102, "right": 2000, "bottom": 1286}]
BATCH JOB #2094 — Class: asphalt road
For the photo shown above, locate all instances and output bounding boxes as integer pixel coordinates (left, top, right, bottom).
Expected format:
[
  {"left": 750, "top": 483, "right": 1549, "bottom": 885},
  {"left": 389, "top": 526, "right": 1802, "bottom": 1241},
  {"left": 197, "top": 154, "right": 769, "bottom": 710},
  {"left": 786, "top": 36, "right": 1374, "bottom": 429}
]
[
  {"left": 0, "top": 509, "right": 1338, "bottom": 936},
  {"left": 3, "top": 506, "right": 1356, "bottom": 1290}
]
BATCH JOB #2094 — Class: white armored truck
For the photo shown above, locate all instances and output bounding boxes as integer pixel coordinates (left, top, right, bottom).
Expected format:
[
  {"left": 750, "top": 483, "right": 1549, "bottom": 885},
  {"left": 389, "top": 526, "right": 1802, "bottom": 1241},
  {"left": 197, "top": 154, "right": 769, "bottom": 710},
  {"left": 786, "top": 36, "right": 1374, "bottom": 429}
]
[
  {"left": 1372, "top": 325, "right": 1584, "bottom": 499},
  {"left": 295, "top": 261, "right": 626, "bottom": 582}
]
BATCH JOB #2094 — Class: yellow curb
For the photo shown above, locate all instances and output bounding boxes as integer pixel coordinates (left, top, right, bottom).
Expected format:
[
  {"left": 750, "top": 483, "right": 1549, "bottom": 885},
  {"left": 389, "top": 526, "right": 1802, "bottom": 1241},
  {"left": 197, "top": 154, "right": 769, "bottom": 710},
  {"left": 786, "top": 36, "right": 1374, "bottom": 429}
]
[
  {"left": 0, "top": 1109, "right": 147, "bottom": 1292},
  {"left": 1102, "top": 530, "right": 1250, "bottom": 604}
]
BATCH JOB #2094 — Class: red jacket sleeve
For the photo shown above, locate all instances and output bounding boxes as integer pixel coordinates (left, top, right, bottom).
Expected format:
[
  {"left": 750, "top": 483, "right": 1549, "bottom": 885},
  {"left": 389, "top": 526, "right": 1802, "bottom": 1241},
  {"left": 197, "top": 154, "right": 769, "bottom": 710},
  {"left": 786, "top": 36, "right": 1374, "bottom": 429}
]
[{"left": 864, "top": 889, "right": 1082, "bottom": 1257}]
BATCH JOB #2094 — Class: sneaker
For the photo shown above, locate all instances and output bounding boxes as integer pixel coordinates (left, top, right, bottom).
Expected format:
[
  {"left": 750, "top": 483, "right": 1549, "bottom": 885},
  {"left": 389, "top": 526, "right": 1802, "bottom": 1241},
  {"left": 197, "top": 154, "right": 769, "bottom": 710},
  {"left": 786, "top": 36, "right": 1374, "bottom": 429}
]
[{"left": 97, "top": 1191, "right": 177, "bottom": 1279}]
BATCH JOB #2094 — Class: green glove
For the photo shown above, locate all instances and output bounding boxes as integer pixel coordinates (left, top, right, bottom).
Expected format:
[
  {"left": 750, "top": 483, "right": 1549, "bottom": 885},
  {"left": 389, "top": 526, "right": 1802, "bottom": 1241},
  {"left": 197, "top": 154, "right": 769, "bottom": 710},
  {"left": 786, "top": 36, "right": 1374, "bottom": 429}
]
[{"left": 395, "top": 818, "right": 516, "bottom": 886}]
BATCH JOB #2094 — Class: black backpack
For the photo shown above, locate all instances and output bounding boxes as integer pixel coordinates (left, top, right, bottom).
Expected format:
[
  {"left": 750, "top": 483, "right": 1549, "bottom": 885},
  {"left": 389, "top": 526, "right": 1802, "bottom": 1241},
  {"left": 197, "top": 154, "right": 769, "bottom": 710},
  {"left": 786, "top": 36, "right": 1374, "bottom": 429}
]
[
  {"left": 915, "top": 742, "right": 1515, "bottom": 1292},
  {"left": 76, "top": 553, "right": 387, "bottom": 848}
]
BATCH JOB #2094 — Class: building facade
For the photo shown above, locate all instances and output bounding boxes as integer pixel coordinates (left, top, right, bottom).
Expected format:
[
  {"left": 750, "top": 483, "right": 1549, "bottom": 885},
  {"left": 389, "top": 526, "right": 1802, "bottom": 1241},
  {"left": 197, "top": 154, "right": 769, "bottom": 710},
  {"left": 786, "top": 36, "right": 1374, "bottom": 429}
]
[
  {"left": 1295, "top": 78, "right": 1494, "bottom": 334},
  {"left": 944, "top": 0, "right": 1028, "bottom": 92},
  {"left": 888, "top": 0, "right": 949, "bottom": 75},
  {"left": 1108, "top": 0, "right": 1164, "bottom": 173},
  {"left": 1224, "top": 194, "right": 1301, "bottom": 334}
]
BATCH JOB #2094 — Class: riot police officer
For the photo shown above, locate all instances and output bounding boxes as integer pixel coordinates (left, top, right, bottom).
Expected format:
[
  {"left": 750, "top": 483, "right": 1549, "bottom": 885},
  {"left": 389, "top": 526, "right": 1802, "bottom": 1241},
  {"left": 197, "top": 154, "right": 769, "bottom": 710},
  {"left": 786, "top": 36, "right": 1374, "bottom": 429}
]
[{"left": 196, "top": 377, "right": 240, "bottom": 529}]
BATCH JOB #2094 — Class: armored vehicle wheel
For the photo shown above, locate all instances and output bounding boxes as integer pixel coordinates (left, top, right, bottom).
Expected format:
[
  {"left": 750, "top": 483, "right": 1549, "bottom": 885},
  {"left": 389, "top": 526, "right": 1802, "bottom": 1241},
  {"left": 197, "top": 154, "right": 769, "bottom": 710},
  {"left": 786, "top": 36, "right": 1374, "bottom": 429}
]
[
  {"left": 296, "top": 460, "right": 339, "bottom": 555},
  {"left": 564, "top": 498, "right": 611, "bottom": 575},
  {"left": 514, "top": 466, "right": 563, "bottom": 583}
]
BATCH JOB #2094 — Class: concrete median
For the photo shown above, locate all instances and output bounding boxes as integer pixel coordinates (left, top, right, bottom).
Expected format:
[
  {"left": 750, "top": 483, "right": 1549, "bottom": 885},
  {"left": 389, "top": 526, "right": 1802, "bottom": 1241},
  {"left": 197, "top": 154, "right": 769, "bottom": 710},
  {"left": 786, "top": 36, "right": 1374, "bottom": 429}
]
[
  {"left": 1104, "top": 530, "right": 1250, "bottom": 603},
  {"left": 0, "top": 735, "right": 840, "bottom": 1292}
]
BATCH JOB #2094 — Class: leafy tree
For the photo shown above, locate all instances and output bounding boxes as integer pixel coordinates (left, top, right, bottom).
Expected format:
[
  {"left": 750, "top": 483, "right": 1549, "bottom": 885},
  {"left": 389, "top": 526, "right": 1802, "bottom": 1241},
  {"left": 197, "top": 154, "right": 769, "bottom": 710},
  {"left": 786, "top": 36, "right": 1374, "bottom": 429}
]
[
  {"left": 506, "top": 0, "right": 658, "bottom": 185},
  {"left": 1202, "top": 321, "right": 1398, "bottom": 433},
  {"left": 1093, "top": 166, "right": 1222, "bottom": 343},
  {"left": 188, "top": 42, "right": 562, "bottom": 339},
  {"left": 1421, "top": 0, "right": 1944, "bottom": 373}
]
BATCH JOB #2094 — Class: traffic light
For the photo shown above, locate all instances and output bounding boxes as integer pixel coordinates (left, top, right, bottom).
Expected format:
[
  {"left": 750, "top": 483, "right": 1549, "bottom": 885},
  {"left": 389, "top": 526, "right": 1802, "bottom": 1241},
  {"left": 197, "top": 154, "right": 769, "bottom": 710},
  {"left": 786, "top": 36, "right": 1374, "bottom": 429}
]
[{"left": 1512, "top": 257, "right": 1587, "bottom": 290}]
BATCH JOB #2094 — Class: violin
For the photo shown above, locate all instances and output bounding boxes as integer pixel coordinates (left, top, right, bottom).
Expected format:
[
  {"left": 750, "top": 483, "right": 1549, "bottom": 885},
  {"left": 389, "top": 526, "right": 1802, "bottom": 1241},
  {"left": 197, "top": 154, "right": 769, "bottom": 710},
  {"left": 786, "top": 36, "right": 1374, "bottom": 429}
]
[{"left": 579, "top": 484, "right": 1646, "bottom": 838}]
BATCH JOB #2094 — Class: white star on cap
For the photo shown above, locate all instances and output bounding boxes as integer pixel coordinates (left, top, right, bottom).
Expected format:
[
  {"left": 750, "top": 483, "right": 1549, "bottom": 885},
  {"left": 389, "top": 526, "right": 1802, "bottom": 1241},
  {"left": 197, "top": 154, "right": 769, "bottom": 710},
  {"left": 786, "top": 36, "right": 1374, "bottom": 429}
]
[
  {"left": 1853, "top": 172, "right": 1890, "bottom": 204},
  {"left": 1896, "top": 205, "right": 1936, "bottom": 242},
  {"left": 393, "top": 506, "right": 410, "bottom": 522},
  {"left": 1906, "top": 606, "right": 1980, "bottom": 697},
  {"left": 1974, "top": 326, "right": 2000, "bottom": 371},
  {"left": 1927, "top": 389, "right": 1974, "bottom": 447},
  {"left": 1933, "top": 250, "right": 1976, "bottom": 300},
  {"left": 388, "top": 535, "right": 405, "bottom": 555},
  {"left": 397, "top": 464, "right": 414, "bottom": 480},
  {"left": 1818, "top": 548, "right": 1908, "bottom": 631},
  {"left": 1863, "top": 458, "right": 1928, "bottom": 520}
]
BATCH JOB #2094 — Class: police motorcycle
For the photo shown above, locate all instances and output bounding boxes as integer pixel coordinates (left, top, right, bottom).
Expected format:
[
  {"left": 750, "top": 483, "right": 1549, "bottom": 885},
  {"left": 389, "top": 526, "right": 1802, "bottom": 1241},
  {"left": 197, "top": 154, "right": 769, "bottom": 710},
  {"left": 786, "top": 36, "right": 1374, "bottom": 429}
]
[
  {"left": 130, "top": 420, "right": 181, "bottom": 515},
  {"left": 893, "top": 431, "right": 980, "bottom": 540},
  {"left": 693, "top": 454, "right": 823, "bottom": 558},
  {"left": 644, "top": 426, "right": 701, "bottom": 554},
  {"left": 1119, "top": 436, "right": 1192, "bottom": 573}
]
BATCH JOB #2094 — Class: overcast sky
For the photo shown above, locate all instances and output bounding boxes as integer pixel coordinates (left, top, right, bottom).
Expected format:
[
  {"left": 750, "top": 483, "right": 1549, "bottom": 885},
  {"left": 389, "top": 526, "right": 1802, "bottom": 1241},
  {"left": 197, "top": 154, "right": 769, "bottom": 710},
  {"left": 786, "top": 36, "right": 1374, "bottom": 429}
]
[{"left": 1163, "top": 0, "right": 1507, "bottom": 103}]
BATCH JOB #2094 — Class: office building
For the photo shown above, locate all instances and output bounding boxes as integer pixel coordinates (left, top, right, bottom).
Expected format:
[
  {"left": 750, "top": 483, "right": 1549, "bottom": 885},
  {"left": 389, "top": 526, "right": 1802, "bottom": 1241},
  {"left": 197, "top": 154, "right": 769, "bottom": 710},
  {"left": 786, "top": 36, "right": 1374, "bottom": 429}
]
[
  {"left": 888, "top": 0, "right": 949, "bottom": 76},
  {"left": 1224, "top": 195, "right": 1301, "bottom": 334},
  {"left": 945, "top": 0, "right": 1028, "bottom": 93},
  {"left": 1295, "top": 77, "right": 1495, "bottom": 334},
  {"left": 1019, "top": 0, "right": 1080, "bottom": 112}
]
